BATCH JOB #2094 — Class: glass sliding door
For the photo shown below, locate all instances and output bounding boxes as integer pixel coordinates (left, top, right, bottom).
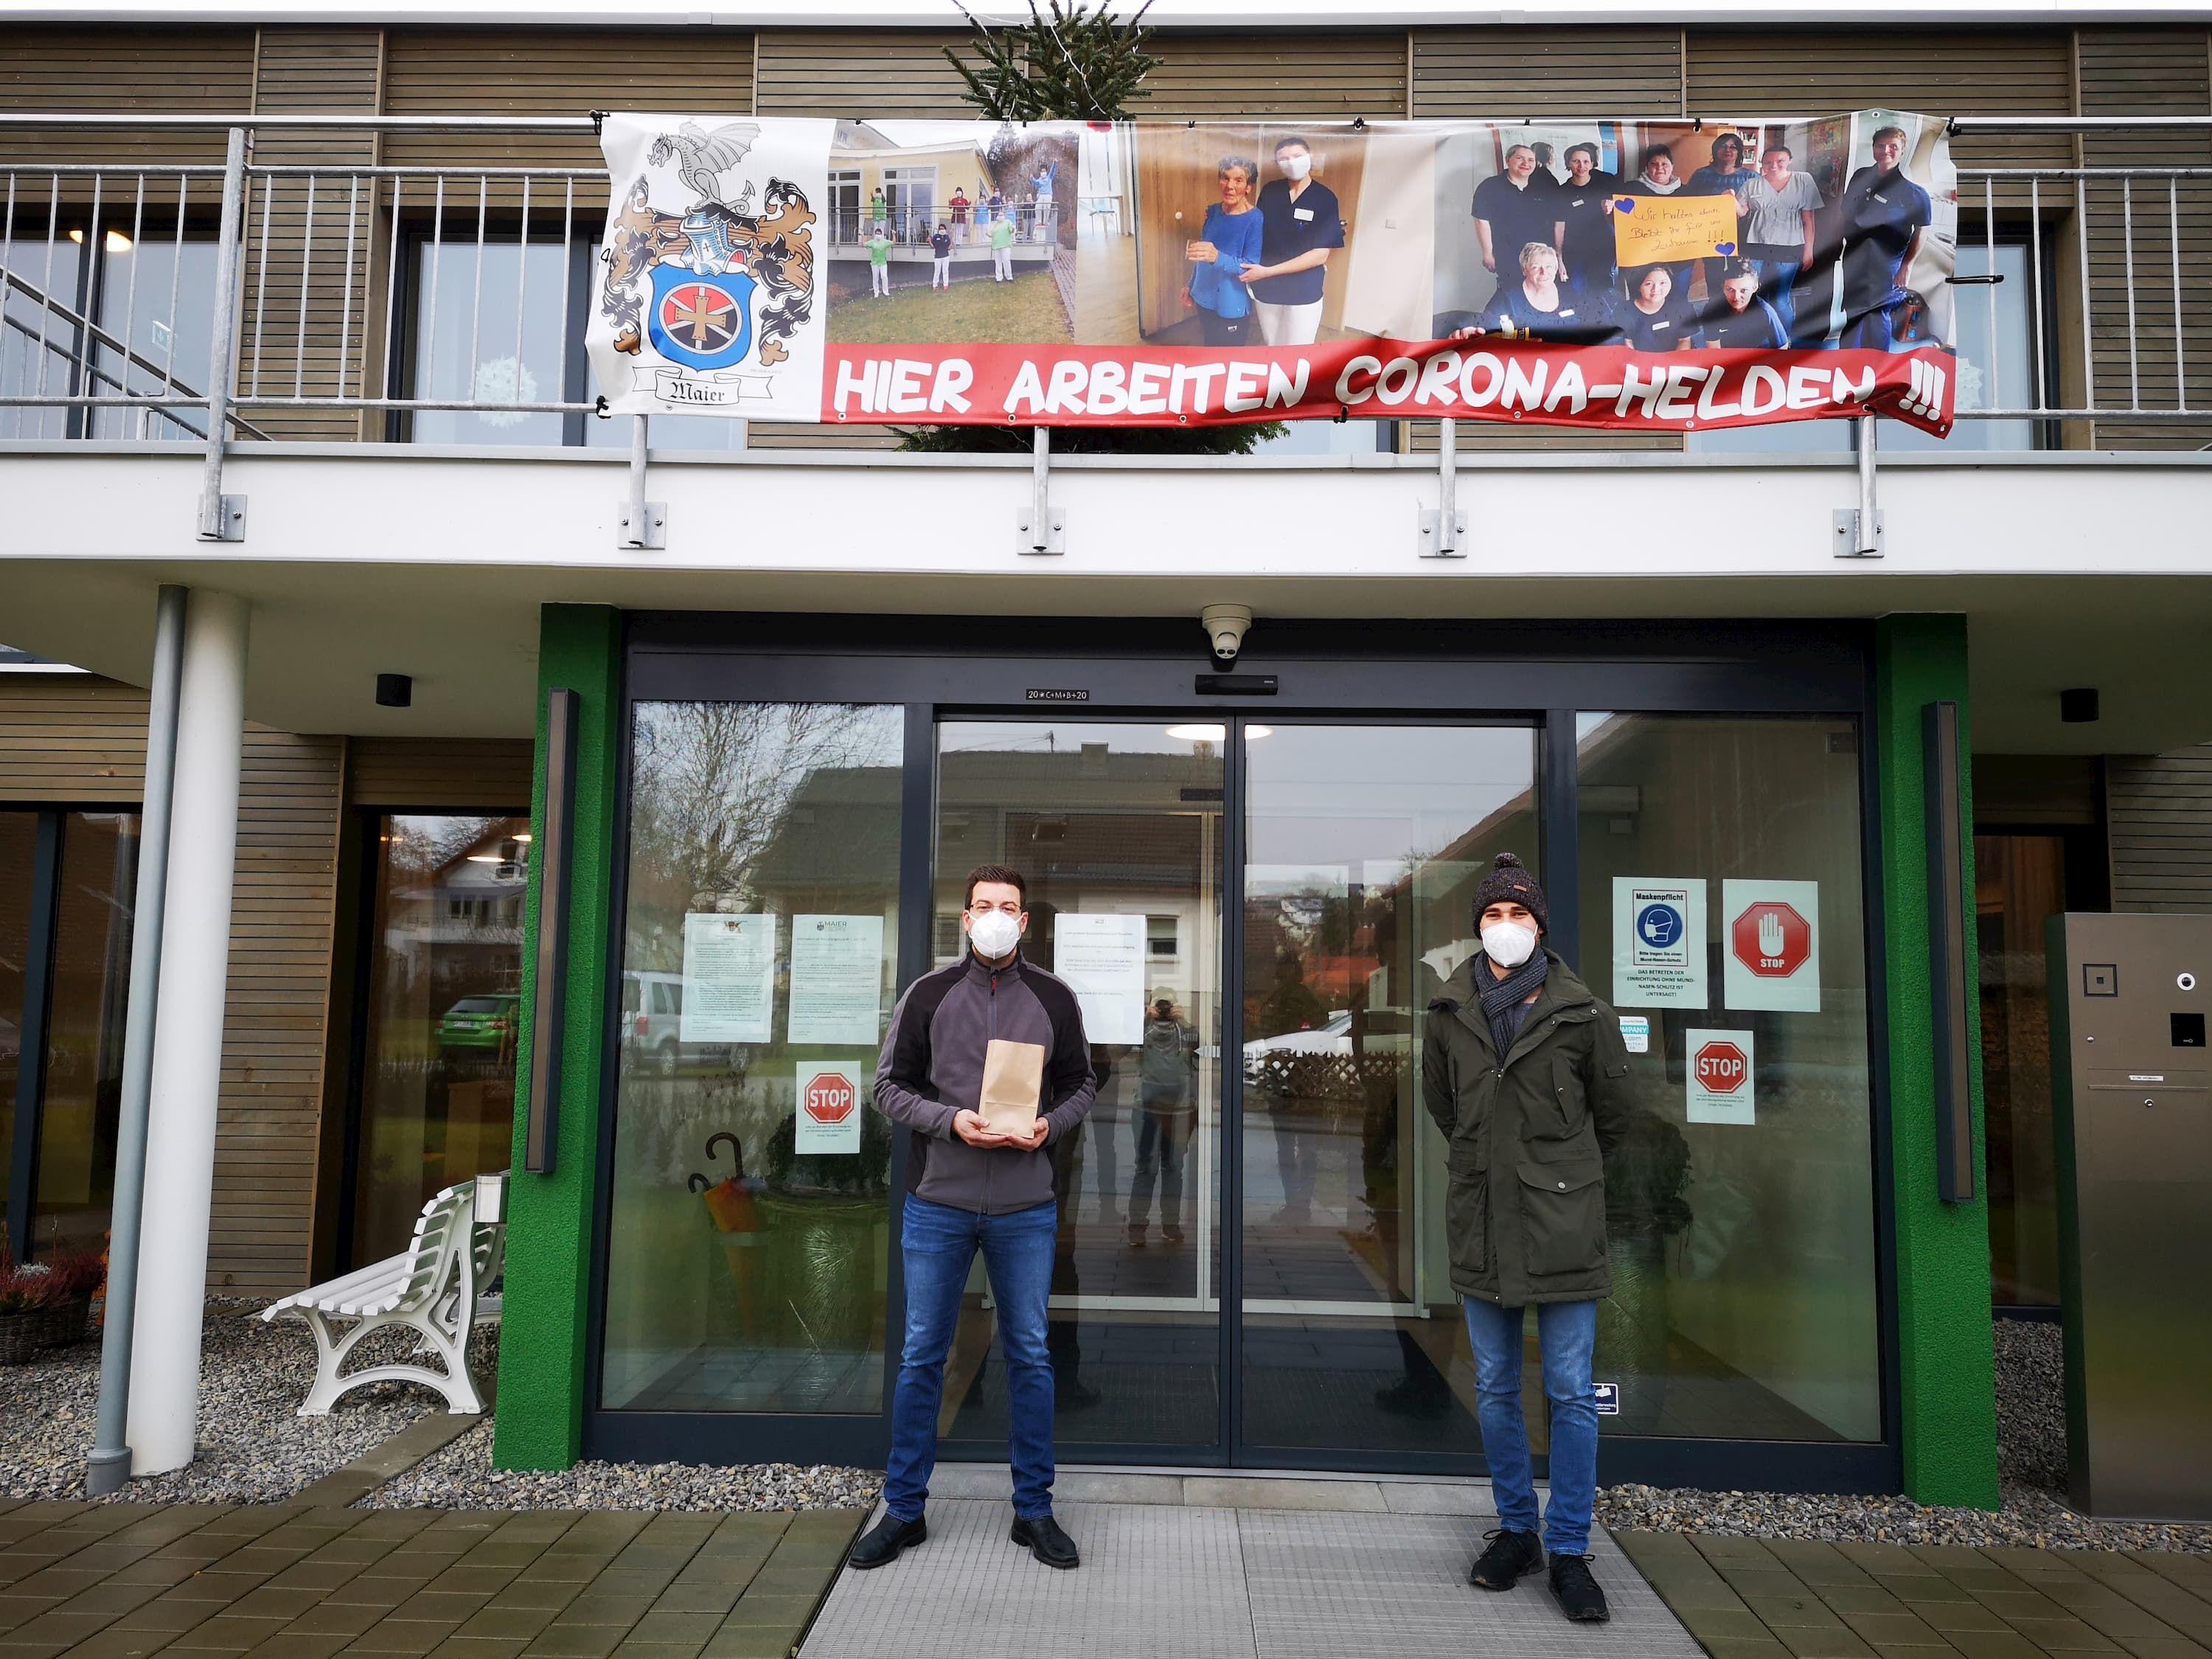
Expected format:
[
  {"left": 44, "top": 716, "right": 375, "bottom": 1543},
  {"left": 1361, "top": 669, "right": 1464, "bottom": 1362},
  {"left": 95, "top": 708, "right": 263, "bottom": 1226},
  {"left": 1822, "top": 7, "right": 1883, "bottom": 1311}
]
[
  {"left": 933, "top": 720, "right": 1225, "bottom": 1452},
  {"left": 602, "top": 701, "right": 905, "bottom": 1418},
  {"left": 1237, "top": 723, "right": 1540, "bottom": 1458}
]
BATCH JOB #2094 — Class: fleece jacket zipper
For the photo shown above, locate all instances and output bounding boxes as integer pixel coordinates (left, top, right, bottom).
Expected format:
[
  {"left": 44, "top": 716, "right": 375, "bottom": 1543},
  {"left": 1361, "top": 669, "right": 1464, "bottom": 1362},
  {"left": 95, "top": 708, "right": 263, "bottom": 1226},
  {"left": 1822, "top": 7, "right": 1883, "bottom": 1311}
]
[{"left": 983, "top": 967, "right": 999, "bottom": 1216}]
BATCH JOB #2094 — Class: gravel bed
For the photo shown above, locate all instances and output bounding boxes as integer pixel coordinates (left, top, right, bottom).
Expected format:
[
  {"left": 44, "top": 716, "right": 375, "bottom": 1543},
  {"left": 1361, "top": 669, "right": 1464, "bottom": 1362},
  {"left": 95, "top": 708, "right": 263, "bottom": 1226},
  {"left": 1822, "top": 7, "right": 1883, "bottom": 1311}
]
[
  {"left": 1596, "top": 1318, "right": 2211, "bottom": 1554},
  {"left": 362, "top": 1419, "right": 883, "bottom": 1513},
  {"left": 0, "top": 1298, "right": 494, "bottom": 1505}
]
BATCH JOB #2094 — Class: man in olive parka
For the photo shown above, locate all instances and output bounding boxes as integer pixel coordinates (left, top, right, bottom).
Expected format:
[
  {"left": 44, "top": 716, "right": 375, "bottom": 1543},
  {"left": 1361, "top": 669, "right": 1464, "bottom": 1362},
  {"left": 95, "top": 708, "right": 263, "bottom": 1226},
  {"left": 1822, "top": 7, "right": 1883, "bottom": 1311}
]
[{"left": 1422, "top": 852, "right": 1632, "bottom": 1624}]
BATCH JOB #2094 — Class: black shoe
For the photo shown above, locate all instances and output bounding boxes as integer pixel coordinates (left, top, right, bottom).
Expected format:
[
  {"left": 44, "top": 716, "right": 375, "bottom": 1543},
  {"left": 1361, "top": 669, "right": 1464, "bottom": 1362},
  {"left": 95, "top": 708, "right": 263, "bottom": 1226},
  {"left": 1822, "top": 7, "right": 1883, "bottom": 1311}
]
[
  {"left": 1010, "top": 1513, "right": 1080, "bottom": 1570},
  {"left": 1056, "top": 1377, "right": 1102, "bottom": 1411},
  {"left": 849, "top": 1512, "right": 926, "bottom": 1569},
  {"left": 1467, "top": 1526, "right": 1543, "bottom": 1591},
  {"left": 1373, "top": 1376, "right": 1451, "bottom": 1420},
  {"left": 1548, "top": 1552, "right": 1611, "bottom": 1622}
]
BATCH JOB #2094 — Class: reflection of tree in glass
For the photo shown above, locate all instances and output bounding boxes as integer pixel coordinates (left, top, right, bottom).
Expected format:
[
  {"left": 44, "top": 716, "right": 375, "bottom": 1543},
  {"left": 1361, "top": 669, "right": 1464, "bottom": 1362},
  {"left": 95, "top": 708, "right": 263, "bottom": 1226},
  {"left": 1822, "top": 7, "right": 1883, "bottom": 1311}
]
[{"left": 629, "top": 702, "right": 891, "bottom": 922}]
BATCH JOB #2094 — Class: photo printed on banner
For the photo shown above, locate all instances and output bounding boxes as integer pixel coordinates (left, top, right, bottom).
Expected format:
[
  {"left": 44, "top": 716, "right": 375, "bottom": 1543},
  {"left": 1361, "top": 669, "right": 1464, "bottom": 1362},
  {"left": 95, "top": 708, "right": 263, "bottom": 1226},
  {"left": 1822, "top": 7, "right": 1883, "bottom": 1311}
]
[
  {"left": 592, "top": 114, "right": 835, "bottom": 420},
  {"left": 591, "top": 111, "right": 1960, "bottom": 433}
]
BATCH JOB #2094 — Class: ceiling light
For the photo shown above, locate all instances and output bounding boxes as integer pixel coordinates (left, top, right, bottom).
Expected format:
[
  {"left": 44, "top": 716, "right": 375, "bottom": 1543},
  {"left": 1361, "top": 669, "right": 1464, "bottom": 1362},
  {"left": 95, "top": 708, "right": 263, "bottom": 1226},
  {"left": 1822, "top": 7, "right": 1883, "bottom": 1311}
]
[
  {"left": 466, "top": 854, "right": 503, "bottom": 863},
  {"left": 1166, "top": 723, "right": 1224, "bottom": 742},
  {"left": 512, "top": 832, "right": 532, "bottom": 841}
]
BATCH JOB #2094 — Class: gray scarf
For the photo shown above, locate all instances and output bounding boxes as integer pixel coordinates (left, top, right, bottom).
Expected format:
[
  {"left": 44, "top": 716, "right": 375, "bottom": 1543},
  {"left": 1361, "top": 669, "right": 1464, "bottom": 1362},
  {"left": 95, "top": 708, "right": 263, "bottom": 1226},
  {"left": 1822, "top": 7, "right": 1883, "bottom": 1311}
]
[{"left": 1475, "top": 950, "right": 1549, "bottom": 1058}]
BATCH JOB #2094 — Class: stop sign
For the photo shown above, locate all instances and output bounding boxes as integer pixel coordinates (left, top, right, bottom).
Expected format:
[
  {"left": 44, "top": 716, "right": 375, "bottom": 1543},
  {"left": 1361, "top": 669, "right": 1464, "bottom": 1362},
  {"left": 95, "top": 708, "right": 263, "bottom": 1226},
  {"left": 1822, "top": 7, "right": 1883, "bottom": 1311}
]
[
  {"left": 1731, "top": 900, "right": 1812, "bottom": 980},
  {"left": 1693, "top": 1040, "right": 1749, "bottom": 1093},
  {"left": 802, "top": 1071, "right": 857, "bottom": 1126}
]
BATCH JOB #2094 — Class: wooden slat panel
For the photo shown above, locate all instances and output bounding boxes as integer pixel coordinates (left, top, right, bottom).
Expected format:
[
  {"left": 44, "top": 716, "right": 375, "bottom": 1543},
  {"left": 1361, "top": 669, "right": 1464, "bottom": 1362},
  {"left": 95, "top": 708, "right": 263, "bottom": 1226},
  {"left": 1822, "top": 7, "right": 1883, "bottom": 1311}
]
[
  {"left": 240, "top": 28, "right": 383, "bottom": 442},
  {"left": 208, "top": 724, "right": 341, "bottom": 1295},
  {"left": 2108, "top": 749, "right": 2212, "bottom": 911},
  {"left": 381, "top": 28, "right": 754, "bottom": 174},
  {"left": 1685, "top": 27, "right": 2074, "bottom": 173},
  {"left": 347, "top": 735, "right": 534, "bottom": 808},
  {"left": 1140, "top": 32, "right": 1408, "bottom": 119},
  {"left": 0, "top": 27, "right": 254, "bottom": 167},
  {"left": 2076, "top": 28, "right": 2212, "bottom": 450},
  {"left": 1413, "top": 27, "right": 1683, "bottom": 114},
  {"left": 754, "top": 28, "right": 969, "bottom": 119}
]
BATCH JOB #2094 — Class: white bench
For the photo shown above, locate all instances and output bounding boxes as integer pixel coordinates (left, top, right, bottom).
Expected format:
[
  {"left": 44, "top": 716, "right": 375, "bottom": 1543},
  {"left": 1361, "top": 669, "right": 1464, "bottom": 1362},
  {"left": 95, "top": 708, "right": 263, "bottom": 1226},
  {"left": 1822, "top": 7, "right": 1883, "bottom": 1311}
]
[{"left": 262, "top": 1178, "right": 505, "bottom": 1416}]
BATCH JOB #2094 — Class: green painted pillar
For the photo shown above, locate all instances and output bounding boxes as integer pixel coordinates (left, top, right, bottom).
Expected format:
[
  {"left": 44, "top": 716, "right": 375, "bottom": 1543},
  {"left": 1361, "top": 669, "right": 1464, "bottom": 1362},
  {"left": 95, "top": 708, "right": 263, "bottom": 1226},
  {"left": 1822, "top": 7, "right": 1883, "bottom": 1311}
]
[
  {"left": 1874, "top": 613, "right": 2000, "bottom": 1509},
  {"left": 495, "top": 604, "right": 622, "bottom": 1472}
]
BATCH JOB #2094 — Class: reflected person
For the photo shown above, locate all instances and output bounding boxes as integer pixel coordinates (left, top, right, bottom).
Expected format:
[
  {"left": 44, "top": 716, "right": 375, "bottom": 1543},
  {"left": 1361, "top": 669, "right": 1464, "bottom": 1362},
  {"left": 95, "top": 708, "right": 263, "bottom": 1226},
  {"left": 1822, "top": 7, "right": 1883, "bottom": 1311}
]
[
  {"left": 1130, "top": 997, "right": 1199, "bottom": 1248},
  {"left": 1257, "top": 953, "right": 1328, "bottom": 1226},
  {"left": 1425, "top": 853, "right": 1631, "bottom": 1624},
  {"left": 857, "top": 864, "right": 1096, "bottom": 1573}
]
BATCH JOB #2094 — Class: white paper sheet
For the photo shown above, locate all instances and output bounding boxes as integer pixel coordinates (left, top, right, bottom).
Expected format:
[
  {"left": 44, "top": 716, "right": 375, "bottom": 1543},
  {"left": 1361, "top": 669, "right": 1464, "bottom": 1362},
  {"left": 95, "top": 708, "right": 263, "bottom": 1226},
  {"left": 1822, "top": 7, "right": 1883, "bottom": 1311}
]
[
  {"left": 1054, "top": 913, "right": 1148, "bottom": 1045},
  {"left": 1685, "top": 1026, "right": 1756, "bottom": 1125},
  {"left": 1612, "top": 877, "right": 1708, "bottom": 1009},
  {"left": 795, "top": 1058, "right": 864, "bottom": 1155},
  {"left": 787, "top": 914, "right": 886, "bottom": 1046},
  {"left": 1721, "top": 878, "right": 1822, "bottom": 1013},
  {"left": 681, "top": 912, "right": 776, "bottom": 1043}
]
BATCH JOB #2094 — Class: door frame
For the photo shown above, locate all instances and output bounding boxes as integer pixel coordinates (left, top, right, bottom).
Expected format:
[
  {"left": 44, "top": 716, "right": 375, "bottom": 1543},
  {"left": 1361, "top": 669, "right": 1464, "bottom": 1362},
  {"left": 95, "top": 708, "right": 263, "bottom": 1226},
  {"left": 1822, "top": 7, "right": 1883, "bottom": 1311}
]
[{"left": 584, "top": 613, "right": 1902, "bottom": 1493}]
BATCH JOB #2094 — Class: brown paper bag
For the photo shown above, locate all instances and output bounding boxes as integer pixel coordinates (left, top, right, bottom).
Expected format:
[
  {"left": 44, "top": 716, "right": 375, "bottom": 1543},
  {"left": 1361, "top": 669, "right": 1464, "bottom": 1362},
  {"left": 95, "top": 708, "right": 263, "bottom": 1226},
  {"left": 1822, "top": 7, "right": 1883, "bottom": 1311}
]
[{"left": 979, "top": 1038, "right": 1046, "bottom": 1136}]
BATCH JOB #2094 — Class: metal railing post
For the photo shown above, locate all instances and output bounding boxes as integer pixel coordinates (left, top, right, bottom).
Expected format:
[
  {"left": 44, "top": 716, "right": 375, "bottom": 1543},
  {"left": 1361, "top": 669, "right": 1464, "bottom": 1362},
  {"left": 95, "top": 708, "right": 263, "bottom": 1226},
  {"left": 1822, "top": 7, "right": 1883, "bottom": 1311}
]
[
  {"left": 196, "top": 128, "right": 248, "bottom": 541},
  {"left": 1018, "top": 425, "right": 1062, "bottom": 554},
  {"left": 1421, "top": 416, "right": 1467, "bottom": 557},
  {"left": 616, "top": 414, "right": 664, "bottom": 549},
  {"left": 85, "top": 582, "right": 187, "bottom": 1495},
  {"left": 1835, "top": 415, "right": 1884, "bottom": 557}
]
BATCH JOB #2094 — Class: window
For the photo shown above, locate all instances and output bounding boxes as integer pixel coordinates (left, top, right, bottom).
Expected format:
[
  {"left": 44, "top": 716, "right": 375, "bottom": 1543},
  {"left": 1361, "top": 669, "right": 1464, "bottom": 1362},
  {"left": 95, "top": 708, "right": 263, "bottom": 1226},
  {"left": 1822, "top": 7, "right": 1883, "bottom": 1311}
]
[
  {"left": 602, "top": 701, "right": 905, "bottom": 1415},
  {"left": 397, "top": 228, "right": 746, "bottom": 451},
  {"left": 0, "top": 206, "right": 213, "bottom": 443},
  {"left": 1574, "top": 714, "right": 1882, "bottom": 1444}
]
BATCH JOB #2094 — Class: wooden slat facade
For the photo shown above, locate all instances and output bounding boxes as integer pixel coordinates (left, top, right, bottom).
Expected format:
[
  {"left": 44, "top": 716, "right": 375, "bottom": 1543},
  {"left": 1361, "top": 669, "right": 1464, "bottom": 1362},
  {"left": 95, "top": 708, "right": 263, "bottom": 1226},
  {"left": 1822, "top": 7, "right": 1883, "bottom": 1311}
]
[
  {"left": 2075, "top": 28, "right": 2212, "bottom": 451},
  {"left": 347, "top": 735, "right": 534, "bottom": 808},
  {"left": 241, "top": 28, "right": 385, "bottom": 441},
  {"left": 0, "top": 27, "right": 254, "bottom": 167},
  {"left": 2108, "top": 749, "right": 2212, "bottom": 911}
]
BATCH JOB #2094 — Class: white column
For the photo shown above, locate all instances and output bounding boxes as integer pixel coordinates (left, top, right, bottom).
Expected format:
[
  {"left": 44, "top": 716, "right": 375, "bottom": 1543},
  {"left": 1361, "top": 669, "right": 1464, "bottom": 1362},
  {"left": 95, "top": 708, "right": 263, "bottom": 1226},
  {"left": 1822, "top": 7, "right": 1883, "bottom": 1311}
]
[{"left": 126, "top": 588, "right": 248, "bottom": 1475}]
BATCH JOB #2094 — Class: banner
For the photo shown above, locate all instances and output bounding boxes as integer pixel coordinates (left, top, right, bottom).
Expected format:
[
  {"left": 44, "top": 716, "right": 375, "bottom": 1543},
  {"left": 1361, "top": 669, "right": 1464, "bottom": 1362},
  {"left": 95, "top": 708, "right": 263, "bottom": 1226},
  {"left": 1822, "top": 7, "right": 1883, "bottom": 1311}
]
[{"left": 591, "top": 112, "right": 1958, "bottom": 435}]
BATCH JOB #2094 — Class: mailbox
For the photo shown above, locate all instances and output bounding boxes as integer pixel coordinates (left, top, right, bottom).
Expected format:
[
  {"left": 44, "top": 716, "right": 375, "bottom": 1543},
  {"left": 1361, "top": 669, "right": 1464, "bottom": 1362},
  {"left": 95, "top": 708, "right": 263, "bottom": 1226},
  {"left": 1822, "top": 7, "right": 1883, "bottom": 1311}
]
[{"left": 2046, "top": 913, "right": 2212, "bottom": 1522}]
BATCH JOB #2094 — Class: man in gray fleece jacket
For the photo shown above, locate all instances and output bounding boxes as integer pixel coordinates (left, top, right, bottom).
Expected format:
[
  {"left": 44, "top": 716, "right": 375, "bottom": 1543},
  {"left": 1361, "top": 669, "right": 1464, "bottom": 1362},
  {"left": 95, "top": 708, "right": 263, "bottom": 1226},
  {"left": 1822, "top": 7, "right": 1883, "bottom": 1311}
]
[{"left": 851, "top": 864, "right": 1096, "bottom": 1574}]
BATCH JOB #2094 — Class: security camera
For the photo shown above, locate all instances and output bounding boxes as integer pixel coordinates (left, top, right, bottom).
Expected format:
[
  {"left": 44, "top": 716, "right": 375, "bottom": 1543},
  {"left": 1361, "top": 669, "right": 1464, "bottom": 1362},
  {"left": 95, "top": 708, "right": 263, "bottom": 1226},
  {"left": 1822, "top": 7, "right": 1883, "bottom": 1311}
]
[{"left": 1201, "top": 605, "right": 1252, "bottom": 664}]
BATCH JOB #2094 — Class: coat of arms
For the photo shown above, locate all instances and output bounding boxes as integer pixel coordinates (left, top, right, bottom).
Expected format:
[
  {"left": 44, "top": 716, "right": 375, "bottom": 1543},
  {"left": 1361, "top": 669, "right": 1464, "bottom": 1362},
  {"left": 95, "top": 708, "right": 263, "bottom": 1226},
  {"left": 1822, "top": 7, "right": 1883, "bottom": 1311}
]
[{"left": 599, "top": 120, "right": 815, "bottom": 389}]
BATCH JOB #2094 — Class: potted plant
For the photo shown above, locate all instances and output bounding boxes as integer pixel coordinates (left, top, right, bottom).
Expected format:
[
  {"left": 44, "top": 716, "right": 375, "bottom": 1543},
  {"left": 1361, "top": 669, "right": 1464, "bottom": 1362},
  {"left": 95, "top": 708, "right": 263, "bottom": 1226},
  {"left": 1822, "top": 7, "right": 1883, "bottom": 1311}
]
[
  {"left": 0, "top": 1266, "right": 56, "bottom": 1366},
  {"left": 36, "top": 1249, "right": 105, "bottom": 1349}
]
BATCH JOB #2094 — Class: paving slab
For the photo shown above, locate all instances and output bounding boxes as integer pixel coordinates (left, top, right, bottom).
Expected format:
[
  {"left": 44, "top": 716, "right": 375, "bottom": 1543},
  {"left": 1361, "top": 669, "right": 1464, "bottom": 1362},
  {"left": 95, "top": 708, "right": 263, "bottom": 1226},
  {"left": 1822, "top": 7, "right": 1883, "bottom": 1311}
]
[{"left": 799, "top": 1497, "right": 1697, "bottom": 1659}]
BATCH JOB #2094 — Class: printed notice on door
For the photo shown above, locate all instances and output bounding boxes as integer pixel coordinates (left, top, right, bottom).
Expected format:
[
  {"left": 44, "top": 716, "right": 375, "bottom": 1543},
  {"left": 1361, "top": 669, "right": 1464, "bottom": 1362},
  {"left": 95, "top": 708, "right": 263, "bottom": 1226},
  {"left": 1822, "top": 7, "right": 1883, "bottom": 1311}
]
[
  {"left": 794, "top": 1059, "right": 865, "bottom": 1155},
  {"left": 1612, "top": 878, "right": 1707, "bottom": 1008},
  {"left": 1054, "top": 914, "right": 1147, "bottom": 1045},
  {"left": 1722, "top": 879, "right": 1821, "bottom": 1013},
  {"left": 1686, "top": 1027, "right": 1756, "bottom": 1125},
  {"left": 787, "top": 914, "right": 885, "bottom": 1046},
  {"left": 681, "top": 912, "right": 776, "bottom": 1044}
]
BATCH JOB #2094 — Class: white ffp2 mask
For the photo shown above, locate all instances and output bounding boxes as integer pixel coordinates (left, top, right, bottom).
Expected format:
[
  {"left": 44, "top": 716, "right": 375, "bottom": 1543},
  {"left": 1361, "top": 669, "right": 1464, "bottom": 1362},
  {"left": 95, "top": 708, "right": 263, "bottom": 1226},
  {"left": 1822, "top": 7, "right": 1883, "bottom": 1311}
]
[
  {"left": 969, "top": 911, "right": 1023, "bottom": 959},
  {"left": 1481, "top": 921, "right": 1539, "bottom": 969},
  {"left": 1279, "top": 153, "right": 1312, "bottom": 181}
]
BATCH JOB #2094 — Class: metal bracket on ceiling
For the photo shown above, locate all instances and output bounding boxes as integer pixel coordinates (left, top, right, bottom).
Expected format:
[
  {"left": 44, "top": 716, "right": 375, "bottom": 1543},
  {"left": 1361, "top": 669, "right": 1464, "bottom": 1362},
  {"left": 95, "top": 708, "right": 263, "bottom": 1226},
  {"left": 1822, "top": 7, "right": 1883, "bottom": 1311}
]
[
  {"left": 1018, "top": 425, "right": 1065, "bottom": 555},
  {"left": 1834, "top": 415, "right": 1885, "bottom": 558},
  {"left": 1418, "top": 417, "right": 1467, "bottom": 559}
]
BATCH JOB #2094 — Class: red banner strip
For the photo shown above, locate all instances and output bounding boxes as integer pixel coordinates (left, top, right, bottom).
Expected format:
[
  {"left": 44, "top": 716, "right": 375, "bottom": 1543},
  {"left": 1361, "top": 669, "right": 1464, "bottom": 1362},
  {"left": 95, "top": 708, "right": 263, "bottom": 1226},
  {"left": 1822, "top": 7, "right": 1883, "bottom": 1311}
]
[{"left": 823, "top": 341, "right": 1955, "bottom": 437}]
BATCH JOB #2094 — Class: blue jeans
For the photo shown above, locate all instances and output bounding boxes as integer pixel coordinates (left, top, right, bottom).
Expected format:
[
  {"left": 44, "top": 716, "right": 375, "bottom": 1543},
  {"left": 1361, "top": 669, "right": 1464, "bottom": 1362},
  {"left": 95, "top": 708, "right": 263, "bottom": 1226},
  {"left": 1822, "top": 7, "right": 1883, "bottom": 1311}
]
[
  {"left": 1748, "top": 256, "right": 1806, "bottom": 344},
  {"left": 1461, "top": 1297, "right": 1600, "bottom": 1557},
  {"left": 884, "top": 1193, "right": 1059, "bottom": 1523}
]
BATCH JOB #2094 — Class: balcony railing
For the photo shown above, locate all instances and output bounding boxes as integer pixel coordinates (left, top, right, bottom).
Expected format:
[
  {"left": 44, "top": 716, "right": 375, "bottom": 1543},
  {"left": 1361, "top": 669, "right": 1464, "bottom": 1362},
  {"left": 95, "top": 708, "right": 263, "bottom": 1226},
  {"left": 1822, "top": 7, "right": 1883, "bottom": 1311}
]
[{"left": 2, "top": 112, "right": 2210, "bottom": 469}]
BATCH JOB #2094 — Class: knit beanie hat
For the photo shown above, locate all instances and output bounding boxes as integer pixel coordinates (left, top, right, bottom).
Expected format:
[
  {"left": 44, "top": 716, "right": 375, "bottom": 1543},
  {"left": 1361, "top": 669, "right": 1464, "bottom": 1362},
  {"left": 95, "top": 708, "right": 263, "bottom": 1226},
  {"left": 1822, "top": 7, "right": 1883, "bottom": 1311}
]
[{"left": 1471, "top": 852, "right": 1548, "bottom": 933}]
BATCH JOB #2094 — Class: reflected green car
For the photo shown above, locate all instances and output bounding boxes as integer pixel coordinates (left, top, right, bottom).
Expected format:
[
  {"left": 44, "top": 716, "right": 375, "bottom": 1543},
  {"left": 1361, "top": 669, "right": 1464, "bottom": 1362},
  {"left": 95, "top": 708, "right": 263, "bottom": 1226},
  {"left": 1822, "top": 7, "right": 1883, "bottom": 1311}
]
[{"left": 436, "top": 993, "right": 520, "bottom": 1050}]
